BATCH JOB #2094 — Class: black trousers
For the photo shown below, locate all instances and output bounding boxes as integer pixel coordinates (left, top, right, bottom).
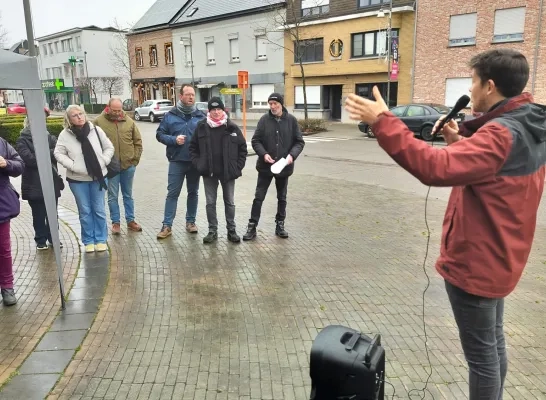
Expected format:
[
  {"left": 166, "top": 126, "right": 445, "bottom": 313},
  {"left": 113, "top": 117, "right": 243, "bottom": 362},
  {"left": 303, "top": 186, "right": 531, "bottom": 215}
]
[
  {"left": 28, "top": 199, "right": 56, "bottom": 245},
  {"left": 250, "top": 172, "right": 289, "bottom": 224}
]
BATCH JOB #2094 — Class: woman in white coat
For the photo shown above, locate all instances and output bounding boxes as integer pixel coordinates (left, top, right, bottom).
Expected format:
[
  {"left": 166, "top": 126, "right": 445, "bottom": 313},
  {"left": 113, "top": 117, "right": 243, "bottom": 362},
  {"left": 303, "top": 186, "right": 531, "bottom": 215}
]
[{"left": 54, "top": 105, "right": 114, "bottom": 253}]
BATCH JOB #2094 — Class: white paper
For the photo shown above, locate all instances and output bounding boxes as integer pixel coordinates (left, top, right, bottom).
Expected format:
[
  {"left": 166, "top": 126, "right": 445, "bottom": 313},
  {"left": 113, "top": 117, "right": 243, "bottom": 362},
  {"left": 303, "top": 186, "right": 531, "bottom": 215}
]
[{"left": 271, "top": 157, "right": 288, "bottom": 174}]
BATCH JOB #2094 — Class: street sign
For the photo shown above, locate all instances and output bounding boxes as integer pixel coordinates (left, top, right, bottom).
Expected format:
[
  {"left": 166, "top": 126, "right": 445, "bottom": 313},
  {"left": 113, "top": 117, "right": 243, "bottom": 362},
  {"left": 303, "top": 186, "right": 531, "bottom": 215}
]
[
  {"left": 220, "top": 88, "right": 242, "bottom": 95},
  {"left": 237, "top": 70, "right": 249, "bottom": 89},
  {"left": 68, "top": 56, "right": 77, "bottom": 66},
  {"left": 41, "top": 79, "right": 65, "bottom": 90}
]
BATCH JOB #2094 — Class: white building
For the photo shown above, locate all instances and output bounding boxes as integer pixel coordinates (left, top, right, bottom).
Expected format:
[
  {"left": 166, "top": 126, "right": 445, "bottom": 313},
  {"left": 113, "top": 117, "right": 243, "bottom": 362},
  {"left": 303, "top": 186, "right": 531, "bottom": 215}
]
[
  {"left": 171, "top": 0, "right": 285, "bottom": 119},
  {"left": 36, "top": 25, "right": 131, "bottom": 108}
]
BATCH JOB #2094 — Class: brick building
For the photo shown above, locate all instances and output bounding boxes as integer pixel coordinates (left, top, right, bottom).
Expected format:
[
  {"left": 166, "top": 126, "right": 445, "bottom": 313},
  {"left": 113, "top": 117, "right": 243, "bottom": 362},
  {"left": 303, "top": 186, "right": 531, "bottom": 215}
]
[
  {"left": 413, "top": 1, "right": 546, "bottom": 107},
  {"left": 283, "top": 0, "right": 415, "bottom": 123}
]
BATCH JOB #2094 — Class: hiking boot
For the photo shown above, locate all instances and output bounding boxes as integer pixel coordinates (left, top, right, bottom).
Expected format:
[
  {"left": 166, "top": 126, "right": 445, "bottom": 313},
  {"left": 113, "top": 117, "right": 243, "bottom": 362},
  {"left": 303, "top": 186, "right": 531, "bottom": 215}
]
[
  {"left": 157, "top": 226, "right": 172, "bottom": 239},
  {"left": 242, "top": 222, "right": 257, "bottom": 241},
  {"left": 112, "top": 223, "right": 121, "bottom": 235},
  {"left": 275, "top": 220, "right": 289, "bottom": 239},
  {"left": 96, "top": 243, "right": 108, "bottom": 252},
  {"left": 186, "top": 222, "right": 198, "bottom": 233},
  {"left": 227, "top": 230, "right": 241, "bottom": 243},
  {"left": 127, "top": 221, "right": 142, "bottom": 232},
  {"left": 36, "top": 243, "right": 48, "bottom": 251},
  {"left": 1, "top": 288, "right": 17, "bottom": 306},
  {"left": 203, "top": 231, "right": 218, "bottom": 244}
]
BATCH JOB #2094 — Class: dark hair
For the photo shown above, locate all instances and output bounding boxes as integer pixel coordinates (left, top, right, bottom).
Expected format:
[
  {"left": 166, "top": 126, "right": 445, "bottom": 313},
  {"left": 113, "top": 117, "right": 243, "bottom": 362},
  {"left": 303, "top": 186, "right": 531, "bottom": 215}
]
[
  {"left": 180, "top": 84, "right": 195, "bottom": 95},
  {"left": 469, "top": 49, "right": 529, "bottom": 97}
]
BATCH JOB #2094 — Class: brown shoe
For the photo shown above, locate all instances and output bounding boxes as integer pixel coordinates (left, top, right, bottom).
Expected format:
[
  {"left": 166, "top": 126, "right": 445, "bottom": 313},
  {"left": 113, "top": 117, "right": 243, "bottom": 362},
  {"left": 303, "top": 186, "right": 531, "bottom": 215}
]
[
  {"left": 112, "top": 223, "right": 121, "bottom": 235},
  {"left": 127, "top": 221, "right": 142, "bottom": 232},
  {"left": 157, "top": 225, "right": 172, "bottom": 239},
  {"left": 186, "top": 222, "right": 198, "bottom": 233}
]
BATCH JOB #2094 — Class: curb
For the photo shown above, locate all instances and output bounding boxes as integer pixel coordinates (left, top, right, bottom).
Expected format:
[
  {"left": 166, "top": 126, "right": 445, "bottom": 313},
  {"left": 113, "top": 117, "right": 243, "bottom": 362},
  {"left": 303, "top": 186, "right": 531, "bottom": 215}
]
[{"left": 0, "top": 206, "right": 110, "bottom": 400}]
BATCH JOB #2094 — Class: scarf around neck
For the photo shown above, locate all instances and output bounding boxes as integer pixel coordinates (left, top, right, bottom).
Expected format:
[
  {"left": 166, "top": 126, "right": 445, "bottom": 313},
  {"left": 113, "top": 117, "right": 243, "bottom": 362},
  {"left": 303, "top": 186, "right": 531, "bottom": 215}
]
[
  {"left": 206, "top": 111, "right": 228, "bottom": 128},
  {"left": 71, "top": 123, "right": 107, "bottom": 190},
  {"left": 177, "top": 100, "right": 196, "bottom": 115}
]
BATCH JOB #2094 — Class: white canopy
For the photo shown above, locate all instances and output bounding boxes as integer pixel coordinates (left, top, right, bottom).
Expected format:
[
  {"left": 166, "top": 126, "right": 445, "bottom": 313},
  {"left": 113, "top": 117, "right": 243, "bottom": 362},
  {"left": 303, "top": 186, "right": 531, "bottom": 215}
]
[{"left": 0, "top": 49, "right": 66, "bottom": 306}]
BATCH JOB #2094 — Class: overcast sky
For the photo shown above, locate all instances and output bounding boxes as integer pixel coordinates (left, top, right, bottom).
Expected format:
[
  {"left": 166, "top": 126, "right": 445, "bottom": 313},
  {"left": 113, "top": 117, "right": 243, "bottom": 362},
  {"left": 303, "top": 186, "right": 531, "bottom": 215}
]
[{"left": 1, "top": 0, "right": 155, "bottom": 45}]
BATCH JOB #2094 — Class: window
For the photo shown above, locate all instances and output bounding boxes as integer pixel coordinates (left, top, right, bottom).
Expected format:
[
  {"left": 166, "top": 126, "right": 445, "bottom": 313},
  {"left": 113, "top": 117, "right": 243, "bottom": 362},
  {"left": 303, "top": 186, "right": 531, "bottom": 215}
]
[
  {"left": 187, "top": 7, "right": 198, "bottom": 17},
  {"left": 301, "top": 0, "right": 330, "bottom": 17},
  {"left": 494, "top": 7, "right": 526, "bottom": 43},
  {"left": 406, "top": 106, "right": 426, "bottom": 117},
  {"left": 46, "top": 68, "right": 51, "bottom": 79},
  {"left": 135, "top": 47, "right": 143, "bottom": 67},
  {"left": 230, "top": 38, "right": 240, "bottom": 62},
  {"left": 75, "top": 36, "right": 82, "bottom": 50},
  {"left": 256, "top": 35, "right": 267, "bottom": 60},
  {"left": 206, "top": 41, "right": 215, "bottom": 64},
  {"left": 252, "top": 84, "right": 274, "bottom": 108},
  {"left": 54, "top": 42, "right": 59, "bottom": 53},
  {"left": 294, "top": 39, "right": 324, "bottom": 63},
  {"left": 358, "top": 0, "right": 390, "bottom": 8},
  {"left": 390, "top": 106, "right": 407, "bottom": 116},
  {"left": 294, "top": 85, "right": 321, "bottom": 109},
  {"left": 449, "top": 13, "right": 477, "bottom": 46},
  {"left": 150, "top": 45, "right": 158, "bottom": 66},
  {"left": 48, "top": 43, "right": 54, "bottom": 54},
  {"left": 42, "top": 45, "right": 48, "bottom": 56},
  {"left": 445, "top": 77, "right": 471, "bottom": 107},
  {"left": 165, "top": 42, "right": 173, "bottom": 64},
  {"left": 351, "top": 30, "right": 397, "bottom": 58},
  {"left": 61, "top": 39, "right": 73, "bottom": 52},
  {"left": 356, "top": 82, "right": 398, "bottom": 107}
]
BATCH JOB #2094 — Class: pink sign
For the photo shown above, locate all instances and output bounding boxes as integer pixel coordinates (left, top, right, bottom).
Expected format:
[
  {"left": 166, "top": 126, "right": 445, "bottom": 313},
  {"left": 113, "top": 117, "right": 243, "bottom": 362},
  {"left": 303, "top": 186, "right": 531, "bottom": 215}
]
[{"left": 390, "top": 62, "right": 399, "bottom": 80}]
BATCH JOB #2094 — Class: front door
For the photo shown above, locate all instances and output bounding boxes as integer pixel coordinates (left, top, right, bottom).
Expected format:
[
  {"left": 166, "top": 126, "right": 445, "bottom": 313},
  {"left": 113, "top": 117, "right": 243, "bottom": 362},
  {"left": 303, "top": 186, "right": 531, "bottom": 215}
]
[{"left": 331, "top": 85, "right": 342, "bottom": 120}]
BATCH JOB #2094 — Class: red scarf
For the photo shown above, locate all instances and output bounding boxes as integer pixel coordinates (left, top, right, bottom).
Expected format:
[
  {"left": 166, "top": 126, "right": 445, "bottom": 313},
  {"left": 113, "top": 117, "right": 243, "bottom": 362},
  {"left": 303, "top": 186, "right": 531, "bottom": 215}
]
[{"left": 206, "top": 111, "right": 228, "bottom": 128}]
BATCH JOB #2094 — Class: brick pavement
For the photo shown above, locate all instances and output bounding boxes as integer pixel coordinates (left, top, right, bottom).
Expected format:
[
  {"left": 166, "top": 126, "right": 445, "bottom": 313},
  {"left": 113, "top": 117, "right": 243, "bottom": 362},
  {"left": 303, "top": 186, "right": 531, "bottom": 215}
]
[
  {"left": 0, "top": 206, "right": 80, "bottom": 385},
  {"left": 45, "top": 125, "right": 546, "bottom": 399}
]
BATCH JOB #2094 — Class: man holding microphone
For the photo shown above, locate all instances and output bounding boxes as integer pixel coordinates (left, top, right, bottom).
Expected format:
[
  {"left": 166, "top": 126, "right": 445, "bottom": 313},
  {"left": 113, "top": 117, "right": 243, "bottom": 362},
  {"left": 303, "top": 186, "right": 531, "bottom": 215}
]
[
  {"left": 156, "top": 84, "right": 206, "bottom": 239},
  {"left": 345, "top": 49, "right": 545, "bottom": 399}
]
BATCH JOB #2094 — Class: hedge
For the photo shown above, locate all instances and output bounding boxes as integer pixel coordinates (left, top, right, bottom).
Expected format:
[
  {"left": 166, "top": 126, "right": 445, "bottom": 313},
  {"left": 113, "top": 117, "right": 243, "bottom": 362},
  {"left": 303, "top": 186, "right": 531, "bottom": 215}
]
[
  {"left": 298, "top": 118, "right": 327, "bottom": 134},
  {"left": 83, "top": 104, "right": 107, "bottom": 114},
  {"left": 0, "top": 121, "right": 64, "bottom": 145}
]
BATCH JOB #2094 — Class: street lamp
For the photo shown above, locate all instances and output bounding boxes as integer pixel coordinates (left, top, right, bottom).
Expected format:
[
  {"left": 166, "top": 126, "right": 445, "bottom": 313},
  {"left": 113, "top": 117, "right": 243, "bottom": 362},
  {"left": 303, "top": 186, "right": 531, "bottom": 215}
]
[{"left": 378, "top": 1, "right": 393, "bottom": 108}]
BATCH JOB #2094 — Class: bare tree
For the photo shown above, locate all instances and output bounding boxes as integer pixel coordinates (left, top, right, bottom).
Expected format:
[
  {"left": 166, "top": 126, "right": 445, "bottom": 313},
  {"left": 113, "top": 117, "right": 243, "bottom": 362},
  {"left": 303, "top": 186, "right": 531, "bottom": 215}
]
[
  {"left": 254, "top": 0, "right": 325, "bottom": 121},
  {"left": 109, "top": 19, "right": 132, "bottom": 96},
  {"left": 76, "top": 77, "right": 101, "bottom": 103},
  {"left": 0, "top": 13, "right": 9, "bottom": 49},
  {"left": 100, "top": 77, "right": 124, "bottom": 98}
]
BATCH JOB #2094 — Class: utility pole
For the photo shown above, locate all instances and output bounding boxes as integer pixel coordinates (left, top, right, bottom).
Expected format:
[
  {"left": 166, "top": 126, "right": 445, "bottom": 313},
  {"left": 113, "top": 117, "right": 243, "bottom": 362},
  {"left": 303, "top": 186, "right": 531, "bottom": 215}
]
[
  {"left": 386, "top": 0, "right": 393, "bottom": 108},
  {"left": 22, "top": 0, "right": 36, "bottom": 56},
  {"left": 189, "top": 31, "right": 195, "bottom": 85}
]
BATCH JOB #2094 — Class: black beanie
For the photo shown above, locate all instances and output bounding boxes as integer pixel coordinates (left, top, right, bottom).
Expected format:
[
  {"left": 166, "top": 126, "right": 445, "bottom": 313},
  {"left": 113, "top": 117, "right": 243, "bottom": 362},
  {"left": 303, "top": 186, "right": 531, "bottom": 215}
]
[
  {"left": 267, "top": 93, "right": 284, "bottom": 106},
  {"left": 208, "top": 97, "right": 225, "bottom": 111}
]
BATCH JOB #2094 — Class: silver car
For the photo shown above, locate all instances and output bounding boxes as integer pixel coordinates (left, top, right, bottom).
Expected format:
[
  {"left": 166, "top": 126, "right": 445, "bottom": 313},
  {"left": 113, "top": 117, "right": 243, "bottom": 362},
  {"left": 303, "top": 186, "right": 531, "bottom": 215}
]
[{"left": 134, "top": 99, "right": 173, "bottom": 123}]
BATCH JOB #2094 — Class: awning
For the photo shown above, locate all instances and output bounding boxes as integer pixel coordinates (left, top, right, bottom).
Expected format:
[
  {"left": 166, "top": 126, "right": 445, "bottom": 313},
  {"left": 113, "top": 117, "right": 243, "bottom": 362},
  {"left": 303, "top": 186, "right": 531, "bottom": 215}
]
[{"left": 196, "top": 83, "right": 217, "bottom": 89}]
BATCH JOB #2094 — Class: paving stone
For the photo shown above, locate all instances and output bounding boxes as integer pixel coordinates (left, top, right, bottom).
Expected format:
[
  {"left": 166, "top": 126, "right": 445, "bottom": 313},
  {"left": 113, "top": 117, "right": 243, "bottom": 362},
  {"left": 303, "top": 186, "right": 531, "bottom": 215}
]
[
  {"left": 35, "top": 329, "right": 88, "bottom": 351},
  {"left": 19, "top": 350, "right": 74, "bottom": 374},
  {"left": 0, "top": 373, "right": 59, "bottom": 400}
]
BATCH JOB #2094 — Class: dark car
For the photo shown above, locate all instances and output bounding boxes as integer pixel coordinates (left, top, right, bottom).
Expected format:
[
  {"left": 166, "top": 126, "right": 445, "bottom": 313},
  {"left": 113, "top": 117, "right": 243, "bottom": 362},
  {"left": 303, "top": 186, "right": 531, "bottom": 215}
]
[{"left": 358, "top": 103, "right": 465, "bottom": 141}]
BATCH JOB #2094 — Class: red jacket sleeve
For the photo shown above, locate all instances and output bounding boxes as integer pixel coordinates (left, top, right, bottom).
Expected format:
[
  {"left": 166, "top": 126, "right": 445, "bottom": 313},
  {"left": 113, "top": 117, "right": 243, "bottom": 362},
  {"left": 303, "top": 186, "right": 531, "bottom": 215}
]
[{"left": 372, "top": 113, "right": 512, "bottom": 187}]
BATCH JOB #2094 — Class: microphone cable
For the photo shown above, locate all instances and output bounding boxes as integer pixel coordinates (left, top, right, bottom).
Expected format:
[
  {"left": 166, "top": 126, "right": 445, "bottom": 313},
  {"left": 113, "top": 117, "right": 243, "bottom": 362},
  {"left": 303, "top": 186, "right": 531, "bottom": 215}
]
[{"left": 406, "top": 137, "right": 437, "bottom": 400}]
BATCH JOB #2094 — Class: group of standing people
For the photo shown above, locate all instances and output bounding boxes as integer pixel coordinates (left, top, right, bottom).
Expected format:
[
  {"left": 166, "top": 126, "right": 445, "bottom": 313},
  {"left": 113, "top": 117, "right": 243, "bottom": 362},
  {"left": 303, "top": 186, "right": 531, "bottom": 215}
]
[
  {"left": 0, "top": 85, "right": 304, "bottom": 305},
  {"left": 155, "top": 84, "right": 305, "bottom": 243}
]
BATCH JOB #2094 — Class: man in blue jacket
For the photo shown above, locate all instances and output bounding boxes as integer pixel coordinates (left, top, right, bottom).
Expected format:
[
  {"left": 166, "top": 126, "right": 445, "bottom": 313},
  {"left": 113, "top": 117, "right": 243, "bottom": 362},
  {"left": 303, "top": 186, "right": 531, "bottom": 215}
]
[{"left": 156, "top": 84, "right": 206, "bottom": 239}]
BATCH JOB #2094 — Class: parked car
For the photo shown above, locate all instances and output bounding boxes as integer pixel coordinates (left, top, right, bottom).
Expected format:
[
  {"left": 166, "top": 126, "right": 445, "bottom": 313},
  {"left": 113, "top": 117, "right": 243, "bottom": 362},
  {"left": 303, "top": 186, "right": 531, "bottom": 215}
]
[
  {"left": 122, "top": 99, "right": 137, "bottom": 111},
  {"left": 134, "top": 99, "right": 173, "bottom": 123},
  {"left": 358, "top": 103, "right": 466, "bottom": 141},
  {"left": 7, "top": 102, "right": 51, "bottom": 117}
]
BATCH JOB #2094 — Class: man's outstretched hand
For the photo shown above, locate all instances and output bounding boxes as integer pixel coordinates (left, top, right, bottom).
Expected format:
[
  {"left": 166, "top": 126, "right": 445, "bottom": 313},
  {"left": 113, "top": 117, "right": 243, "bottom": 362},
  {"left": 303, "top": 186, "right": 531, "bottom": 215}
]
[{"left": 345, "top": 86, "right": 389, "bottom": 126}]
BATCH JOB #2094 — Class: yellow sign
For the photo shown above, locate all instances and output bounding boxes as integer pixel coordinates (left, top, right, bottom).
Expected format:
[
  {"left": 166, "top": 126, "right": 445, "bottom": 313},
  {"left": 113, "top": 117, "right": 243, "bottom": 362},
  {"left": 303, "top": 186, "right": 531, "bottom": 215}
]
[{"left": 220, "top": 88, "right": 242, "bottom": 95}]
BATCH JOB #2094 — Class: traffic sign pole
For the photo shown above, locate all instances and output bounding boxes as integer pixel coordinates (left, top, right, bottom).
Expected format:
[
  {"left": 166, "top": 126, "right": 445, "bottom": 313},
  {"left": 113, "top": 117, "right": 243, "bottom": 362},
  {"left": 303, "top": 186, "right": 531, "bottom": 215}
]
[{"left": 237, "top": 71, "right": 249, "bottom": 139}]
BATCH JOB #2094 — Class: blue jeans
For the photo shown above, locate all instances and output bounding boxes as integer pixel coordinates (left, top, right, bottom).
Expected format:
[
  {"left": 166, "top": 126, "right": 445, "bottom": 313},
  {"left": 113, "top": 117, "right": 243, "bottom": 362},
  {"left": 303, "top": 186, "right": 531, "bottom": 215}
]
[
  {"left": 108, "top": 165, "right": 136, "bottom": 224},
  {"left": 162, "top": 161, "right": 199, "bottom": 227},
  {"left": 445, "top": 281, "right": 507, "bottom": 400},
  {"left": 69, "top": 181, "right": 108, "bottom": 246}
]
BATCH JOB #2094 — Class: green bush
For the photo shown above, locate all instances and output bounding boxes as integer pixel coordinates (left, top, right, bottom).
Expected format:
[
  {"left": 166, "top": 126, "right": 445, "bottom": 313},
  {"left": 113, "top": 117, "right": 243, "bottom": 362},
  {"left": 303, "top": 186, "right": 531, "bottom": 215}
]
[
  {"left": 298, "top": 118, "right": 327, "bottom": 134},
  {"left": 83, "top": 104, "right": 107, "bottom": 114},
  {"left": 0, "top": 121, "right": 65, "bottom": 145}
]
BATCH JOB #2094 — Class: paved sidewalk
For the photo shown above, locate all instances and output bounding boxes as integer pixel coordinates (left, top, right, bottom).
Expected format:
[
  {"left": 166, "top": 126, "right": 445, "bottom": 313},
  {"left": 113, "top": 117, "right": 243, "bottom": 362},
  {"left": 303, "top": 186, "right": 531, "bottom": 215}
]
[{"left": 0, "top": 206, "right": 80, "bottom": 384}]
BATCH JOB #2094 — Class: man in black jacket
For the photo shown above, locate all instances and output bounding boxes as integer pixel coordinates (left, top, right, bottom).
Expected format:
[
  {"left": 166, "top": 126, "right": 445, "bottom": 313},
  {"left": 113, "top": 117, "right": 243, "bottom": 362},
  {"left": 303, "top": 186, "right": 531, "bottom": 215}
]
[
  {"left": 243, "top": 93, "right": 305, "bottom": 240},
  {"left": 189, "top": 97, "right": 247, "bottom": 244},
  {"left": 15, "top": 120, "right": 64, "bottom": 250}
]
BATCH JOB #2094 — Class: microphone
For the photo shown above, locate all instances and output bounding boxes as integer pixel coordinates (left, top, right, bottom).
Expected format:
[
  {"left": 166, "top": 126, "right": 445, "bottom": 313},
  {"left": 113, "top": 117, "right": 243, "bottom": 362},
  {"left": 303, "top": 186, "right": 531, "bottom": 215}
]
[{"left": 432, "top": 95, "right": 470, "bottom": 137}]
